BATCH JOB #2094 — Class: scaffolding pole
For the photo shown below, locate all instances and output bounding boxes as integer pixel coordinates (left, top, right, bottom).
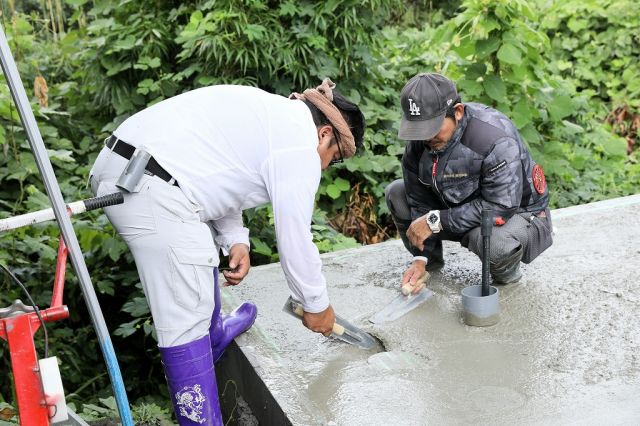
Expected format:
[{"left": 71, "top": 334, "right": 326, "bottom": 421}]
[{"left": 0, "top": 23, "right": 133, "bottom": 425}]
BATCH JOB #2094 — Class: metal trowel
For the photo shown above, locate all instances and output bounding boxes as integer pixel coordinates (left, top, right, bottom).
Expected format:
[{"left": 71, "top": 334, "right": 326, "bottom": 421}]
[
  {"left": 369, "top": 287, "right": 434, "bottom": 324},
  {"left": 282, "top": 296, "right": 379, "bottom": 350}
]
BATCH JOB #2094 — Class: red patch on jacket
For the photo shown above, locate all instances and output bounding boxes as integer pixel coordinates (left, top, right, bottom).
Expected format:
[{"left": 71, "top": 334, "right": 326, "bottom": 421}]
[{"left": 532, "top": 164, "right": 547, "bottom": 194}]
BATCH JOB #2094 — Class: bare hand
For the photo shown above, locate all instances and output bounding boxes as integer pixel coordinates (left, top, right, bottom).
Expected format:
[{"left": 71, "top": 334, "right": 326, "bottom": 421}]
[
  {"left": 302, "top": 305, "right": 335, "bottom": 336},
  {"left": 407, "top": 214, "right": 433, "bottom": 251},
  {"left": 401, "top": 260, "right": 429, "bottom": 295},
  {"left": 222, "top": 244, "right": 250, "bottom": 286}
]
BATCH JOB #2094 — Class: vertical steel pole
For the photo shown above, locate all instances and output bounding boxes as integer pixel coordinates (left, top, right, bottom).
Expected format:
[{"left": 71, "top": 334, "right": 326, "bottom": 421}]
[{"left": 0, "top": 24, "right": 133, "bottom": 425}]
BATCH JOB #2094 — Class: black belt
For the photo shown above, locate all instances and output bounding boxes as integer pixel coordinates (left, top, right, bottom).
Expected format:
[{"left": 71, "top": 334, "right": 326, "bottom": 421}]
[{"left": 105, "top": 135, "right": 178, "bottom": 186}]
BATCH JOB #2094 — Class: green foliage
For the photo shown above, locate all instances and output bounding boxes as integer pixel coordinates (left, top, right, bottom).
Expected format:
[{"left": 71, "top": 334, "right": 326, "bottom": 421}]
[
  {"left": 424, "top": 0, "right": 640, "bottom": 207},
  {"left": 541, "top": 0, "right": 640, "bottom": 111}
]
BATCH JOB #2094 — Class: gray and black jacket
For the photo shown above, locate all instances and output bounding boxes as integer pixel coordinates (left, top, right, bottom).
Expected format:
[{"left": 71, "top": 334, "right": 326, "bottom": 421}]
[{"left": 402, "top": 102, "right": 549, "bottom": 235}]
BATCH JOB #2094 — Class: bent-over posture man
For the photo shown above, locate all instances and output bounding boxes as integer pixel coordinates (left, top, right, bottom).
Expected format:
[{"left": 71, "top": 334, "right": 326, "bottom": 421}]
[
  {"left": 386, "top": 73, "right": 552, "bottom": 294},
  {"left": 89, "top": 79, "right": 364, "bottom": 425}
]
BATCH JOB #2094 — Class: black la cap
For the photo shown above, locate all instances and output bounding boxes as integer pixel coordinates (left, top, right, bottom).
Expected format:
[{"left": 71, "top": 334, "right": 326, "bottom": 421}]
[{"left": 398, "top": 73, "right": 458, "bottom": 141}]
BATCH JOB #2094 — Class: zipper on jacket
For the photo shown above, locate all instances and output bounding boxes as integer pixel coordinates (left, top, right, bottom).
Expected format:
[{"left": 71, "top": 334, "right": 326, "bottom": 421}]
[{"left": 432, "top": 154, "right": 450, "bottom": 208}]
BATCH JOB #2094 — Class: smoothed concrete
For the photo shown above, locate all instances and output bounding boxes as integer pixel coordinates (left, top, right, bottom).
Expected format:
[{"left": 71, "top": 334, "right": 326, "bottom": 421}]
[{"left": 220, "top": 195, "right": 640, "bottom": 425}]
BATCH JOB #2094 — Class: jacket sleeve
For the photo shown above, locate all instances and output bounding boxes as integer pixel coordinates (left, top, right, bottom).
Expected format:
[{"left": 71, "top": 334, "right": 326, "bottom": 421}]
[
  {"left": 402, "top": 141, "right": 435, "bottom": 220},
  {"left": 440, "top": 137, "right": 523, "bottom": 233}
]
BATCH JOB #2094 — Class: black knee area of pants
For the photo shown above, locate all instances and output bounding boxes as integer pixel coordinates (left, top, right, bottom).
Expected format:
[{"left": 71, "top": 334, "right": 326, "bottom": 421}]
[
  {"left": 491, "top": 246, "right": 523, "bottom": 272},
  {"left": 385, "top": 179, "right": 411, "bottom": 222}
]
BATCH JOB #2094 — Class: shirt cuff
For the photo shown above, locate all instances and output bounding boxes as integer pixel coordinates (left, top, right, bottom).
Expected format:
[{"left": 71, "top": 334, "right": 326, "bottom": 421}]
[
  {"left": 301, "top": 290, "right": 330, "bottom": 313},
  {"left": 214, "top": 228, "right": 250, "bottom": 256},
  {"left": 413, "top": 256, "right": 428, "bottom": 265}
]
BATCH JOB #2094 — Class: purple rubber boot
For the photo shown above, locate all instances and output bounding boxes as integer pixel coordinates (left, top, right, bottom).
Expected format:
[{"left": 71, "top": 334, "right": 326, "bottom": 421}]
[
  {"left": 210, "top": 268, "right": 257, "bottom": 363},
  {"left": 159, "top": 335, "right": 222, "bottom": 425}
]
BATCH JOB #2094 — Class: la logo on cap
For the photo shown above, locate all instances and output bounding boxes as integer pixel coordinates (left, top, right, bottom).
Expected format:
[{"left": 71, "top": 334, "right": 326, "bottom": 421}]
[{"left": 408, "top": 98, "right": 421, "bottom": 116}]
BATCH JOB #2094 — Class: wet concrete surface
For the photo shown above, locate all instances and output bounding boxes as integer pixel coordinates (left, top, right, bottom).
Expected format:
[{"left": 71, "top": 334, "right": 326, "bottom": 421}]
[{"left": 220, "top": 195, "right": 640, "bottom": 425}]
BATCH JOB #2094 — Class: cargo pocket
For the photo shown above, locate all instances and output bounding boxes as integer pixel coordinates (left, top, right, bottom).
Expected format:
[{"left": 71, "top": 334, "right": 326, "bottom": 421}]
[
  {"left": 522, "top": 209, "right": 553, "bottom": 264},
  {"left": 168, "top": 247, "right": 217, "bottom": 312}
]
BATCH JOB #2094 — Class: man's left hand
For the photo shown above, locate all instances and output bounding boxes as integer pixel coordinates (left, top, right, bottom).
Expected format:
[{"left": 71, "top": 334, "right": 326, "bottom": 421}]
[
  {"left": 223, "top": 244, "right": 251, "bottom": 286},
  {"left": 407, "top": 214, "right": 433, "bottom": 251}
]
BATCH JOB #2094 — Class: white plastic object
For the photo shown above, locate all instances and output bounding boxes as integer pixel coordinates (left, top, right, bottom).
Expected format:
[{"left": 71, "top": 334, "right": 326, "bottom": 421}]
[{"left": 38, "top": 356, "right": 68, "bottom": 423}]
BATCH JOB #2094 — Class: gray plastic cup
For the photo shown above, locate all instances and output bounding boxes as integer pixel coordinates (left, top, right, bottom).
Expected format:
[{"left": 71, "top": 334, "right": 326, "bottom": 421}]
[{"left": 461, "top": 285, "right": 500, "bottom": 327}]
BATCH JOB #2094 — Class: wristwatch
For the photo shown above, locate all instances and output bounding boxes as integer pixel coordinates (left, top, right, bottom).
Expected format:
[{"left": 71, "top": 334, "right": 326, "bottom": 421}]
[{"left": 426, "top": 210, "right": 442, "bottom": 233}]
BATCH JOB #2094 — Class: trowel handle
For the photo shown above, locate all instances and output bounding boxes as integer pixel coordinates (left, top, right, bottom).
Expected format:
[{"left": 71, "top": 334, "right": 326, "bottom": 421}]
[
  {"left": 292, "top": 304, "right": 304, "bottom": 317},
  {"left": 332, "top": 323, "right": 345, "bottom": 336},
  {"left": 294, "top": 303, "right": 345, "bottom": 335},
  {"left": 286, "top": 297, "right": 345, "bottom": 336}
]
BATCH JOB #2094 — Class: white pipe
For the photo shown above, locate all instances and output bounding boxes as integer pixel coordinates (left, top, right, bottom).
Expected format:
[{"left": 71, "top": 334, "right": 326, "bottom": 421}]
[{"left": 0, "top": 200, "right": 86, "bottom": 232}]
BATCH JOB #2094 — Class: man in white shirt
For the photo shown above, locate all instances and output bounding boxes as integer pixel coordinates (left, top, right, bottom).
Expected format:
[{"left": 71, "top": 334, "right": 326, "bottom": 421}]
[{"left": 89, "top": 78, "right": 365, "bottom": 425}]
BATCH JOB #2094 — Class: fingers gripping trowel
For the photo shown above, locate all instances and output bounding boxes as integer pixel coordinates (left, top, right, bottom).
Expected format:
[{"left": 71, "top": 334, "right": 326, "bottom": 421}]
[
  {"left": 368, "top": 273, "right": 434, "bottom": 324},
  {"left": 282, "top": 296, "right": 379, "bottom": 350}
]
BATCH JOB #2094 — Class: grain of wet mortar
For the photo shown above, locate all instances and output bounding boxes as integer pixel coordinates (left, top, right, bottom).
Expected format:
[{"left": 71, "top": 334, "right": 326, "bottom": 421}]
[{"left": 220, "top": 196, "right": 640, "bottom": 425}]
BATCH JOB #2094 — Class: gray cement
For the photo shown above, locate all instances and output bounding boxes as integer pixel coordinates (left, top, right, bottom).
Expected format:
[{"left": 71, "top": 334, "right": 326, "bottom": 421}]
[{"left": 220, "top": 195, "right": 640, "bottom": 425}]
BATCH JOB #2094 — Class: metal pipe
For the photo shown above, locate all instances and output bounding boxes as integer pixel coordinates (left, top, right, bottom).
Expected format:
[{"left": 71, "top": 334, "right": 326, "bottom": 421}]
[
  {"left": 481, "top": 209, "right": 493, "bottom": 297},
  {"left": 0, "top": 24, "right": 133, "bottom": 425}
]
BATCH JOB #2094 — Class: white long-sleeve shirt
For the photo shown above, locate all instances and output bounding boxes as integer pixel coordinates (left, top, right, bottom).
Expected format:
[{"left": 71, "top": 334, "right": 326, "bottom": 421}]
[{"left": 113, "top": 85, "right": 329, "bottom": 312}]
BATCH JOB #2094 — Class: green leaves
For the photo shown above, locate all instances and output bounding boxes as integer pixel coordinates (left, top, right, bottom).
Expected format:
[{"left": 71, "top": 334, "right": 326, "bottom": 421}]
[
  {"left": 497, "top": 43, "right": 522, "bottom": 65},
  {"left": 547, "top": 94, "right": 573, "bottom": 121},
  {"left": 325, "top": 177, "right": 351, "bottom": 199},
  {"left": 483, "top": 75, "right": 507, "bottom": 103}
]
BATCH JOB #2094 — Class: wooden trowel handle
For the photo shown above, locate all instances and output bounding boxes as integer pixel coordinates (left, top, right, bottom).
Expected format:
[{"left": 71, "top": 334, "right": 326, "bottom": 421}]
[
  {"left": 293, "top": 305, "right": 304, "bottom": 317},
  {"left": 292, "top": 302, "right": 344, "bottom": 336},
  {"left": 332, "top": 322, "right": 345, "bottom": 336}
]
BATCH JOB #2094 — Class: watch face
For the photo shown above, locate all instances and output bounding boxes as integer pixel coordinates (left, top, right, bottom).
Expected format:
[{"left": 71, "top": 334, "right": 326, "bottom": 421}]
[{"left": 428, "top": 213, "right": 438, "bottom": 224}]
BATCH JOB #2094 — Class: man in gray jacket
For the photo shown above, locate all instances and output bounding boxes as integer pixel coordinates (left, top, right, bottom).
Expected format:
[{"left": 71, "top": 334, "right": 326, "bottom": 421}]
[{"left": 386, "top": 73, "right": 552, "bottom": 294}]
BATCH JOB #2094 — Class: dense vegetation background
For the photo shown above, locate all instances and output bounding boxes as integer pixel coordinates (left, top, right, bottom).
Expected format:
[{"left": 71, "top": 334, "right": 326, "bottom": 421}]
[{"left": 0, "top": 0, "right": 638, "bottom": 422}]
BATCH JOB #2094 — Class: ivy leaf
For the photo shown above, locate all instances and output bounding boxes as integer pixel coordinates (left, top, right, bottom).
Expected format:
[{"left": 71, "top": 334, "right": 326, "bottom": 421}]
[
  {"left": 497, "top": 43, "right": 522, "bottom": 65},
  {"left": 46, "top": 149, "right": 75, "bottom": 163},
  {"left": 334, "top": 177, "right": 350, "bottom": 192},
  {"left": 103, "top": 237, "right": 126, "bottom": 261},
  {"left": 143, "top": 321, "right": 156, "bottom": 337},
  {"left": 96, "top": 279, "right": 115, "bottom": 296},
  {"left": 457, "top": 79, "right": 483, "bottom": 97},
  {"left": 122, "top": 297, "right": 150, "bottom": 317},
  {"left": 512, "top": 98, "right": 532, "bottom": 128},
  {"left": 600, "top": 134, "right": 628, "bottom": 158},
  {"left": 250, "top": 237, "right": 272, "bottom": 257},
  {"left": 326, "top": 184, "right": 341, "bottom": 199},
  {"left": 483, "top": 75, "right": 507, "bottom": 103},
  {"left": 520, "top": 124, "right": 541, "bottom": 146},
  {"left": 475, "top": 37, "right": 501, "bottom": 58},
  {"left": 547, "top": 94, "right": 573, "bottom": 121},
  {"left": 114, "top": 319, "right": 141, "bottom": 338},
  {"left": 112, "top": 35, "right": 136, "bottom": 52},
  {"left": 465, "top": 63, "right": 487, "bottom": 79}
]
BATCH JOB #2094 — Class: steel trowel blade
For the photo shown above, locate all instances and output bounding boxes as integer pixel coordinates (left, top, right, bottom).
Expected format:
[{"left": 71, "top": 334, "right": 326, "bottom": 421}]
[
  {"left": 282, "top": 296, "right": 379, "bottom": 350},
  {"left": 369, "top": 288, "right": 434, "bottom": 324},
  {"left": 334, "top": 315, "right": 380, "bottom": 350}
]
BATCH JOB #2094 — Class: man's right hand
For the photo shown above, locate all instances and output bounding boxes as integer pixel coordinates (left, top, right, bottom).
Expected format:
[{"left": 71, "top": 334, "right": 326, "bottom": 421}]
[
  {"left": 302, "top": 305, "right": 335, "bottom": 336},
  {"left": 401, "top": 260, "right": 430, "bottom": 295}
]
